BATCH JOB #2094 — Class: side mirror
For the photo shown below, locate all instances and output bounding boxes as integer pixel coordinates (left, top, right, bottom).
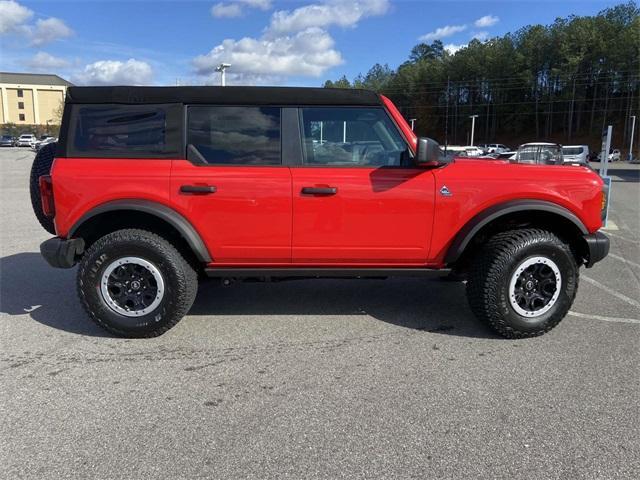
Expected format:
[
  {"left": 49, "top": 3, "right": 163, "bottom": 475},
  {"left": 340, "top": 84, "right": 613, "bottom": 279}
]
[{"left": 416, "top": 137, "right": 448, "bottom": 165}]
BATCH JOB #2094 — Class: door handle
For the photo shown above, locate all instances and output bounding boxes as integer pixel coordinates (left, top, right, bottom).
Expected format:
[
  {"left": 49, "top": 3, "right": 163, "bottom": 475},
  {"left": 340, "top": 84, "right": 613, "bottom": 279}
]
[
  {"left": 180, "top": 185, "right": 216, "bottom": 194},
  {"left": 301, "top": 187, "right": 337, "bottom": 196}
]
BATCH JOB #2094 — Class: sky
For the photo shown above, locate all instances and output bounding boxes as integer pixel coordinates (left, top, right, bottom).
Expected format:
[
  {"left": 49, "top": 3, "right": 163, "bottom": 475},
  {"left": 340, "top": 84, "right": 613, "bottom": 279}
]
[{"left": 0, "top": 0, "right": 624, "bottom": 87}]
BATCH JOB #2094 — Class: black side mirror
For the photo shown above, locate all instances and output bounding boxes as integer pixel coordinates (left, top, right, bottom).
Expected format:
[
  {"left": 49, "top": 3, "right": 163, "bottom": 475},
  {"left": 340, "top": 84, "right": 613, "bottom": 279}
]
[{"left": 416, "top": 137, "right": 448, "bottom": 165}]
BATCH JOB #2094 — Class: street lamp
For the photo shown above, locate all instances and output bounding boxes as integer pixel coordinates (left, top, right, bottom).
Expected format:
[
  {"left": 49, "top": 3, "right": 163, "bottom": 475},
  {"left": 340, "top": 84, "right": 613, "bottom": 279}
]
[
  {"left": 409, "top": 118, "right": 417, "bottom": 131},
  {"left": 215, "top": 63, "right": 231, "bottom": 87},
  {"left": 629, "top": 115, "right": 636, "bottom": 162},
  {"left": 469, "top": 115, "right": 479, "bottom": 146}
]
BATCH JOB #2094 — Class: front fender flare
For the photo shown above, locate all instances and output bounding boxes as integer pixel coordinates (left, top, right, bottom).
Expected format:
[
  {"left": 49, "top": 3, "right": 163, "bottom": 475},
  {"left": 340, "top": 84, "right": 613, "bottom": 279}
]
[
  {"left": 69, "top": 199, "right": 212, "bottom": 263},
  {"left": 444, "top": 199, "right": 588, "bottom": 265}
]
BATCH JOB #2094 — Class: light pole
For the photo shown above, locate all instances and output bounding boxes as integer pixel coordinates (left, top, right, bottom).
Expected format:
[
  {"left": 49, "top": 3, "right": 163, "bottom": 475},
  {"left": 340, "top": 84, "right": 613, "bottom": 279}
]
[
  {"left": 469, "top": 115, "right": 478, "bottom": 146},
  {"left": 215, "top": 63, "right": 231, "bottom": 86},
  {"left": 409, "top": 118, "right": 417, "bottom": 131},
  {"left": 629, "top": 115, "right": 636, "bottom": 162}
]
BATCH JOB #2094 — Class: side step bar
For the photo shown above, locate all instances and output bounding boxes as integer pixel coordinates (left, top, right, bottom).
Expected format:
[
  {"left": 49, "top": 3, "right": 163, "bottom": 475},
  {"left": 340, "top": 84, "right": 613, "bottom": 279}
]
[{"left": 205, "top": 267, "right": 449, "bottom": 278}]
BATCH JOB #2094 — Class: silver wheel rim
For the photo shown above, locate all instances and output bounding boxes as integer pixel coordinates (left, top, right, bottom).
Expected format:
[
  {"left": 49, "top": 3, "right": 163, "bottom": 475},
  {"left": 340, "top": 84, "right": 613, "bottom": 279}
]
[
  {"left": 508, "top": 256, "right": 562, "bottom": 318},
  {"left": 100, "top": 257, "right": 164, "bottom": 317}
]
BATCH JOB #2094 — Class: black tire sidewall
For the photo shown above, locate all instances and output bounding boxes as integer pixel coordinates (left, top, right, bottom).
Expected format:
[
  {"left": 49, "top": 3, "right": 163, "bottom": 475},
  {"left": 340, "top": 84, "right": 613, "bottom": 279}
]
[
  {"left": 496, "top": 242, "right": 577, "bottom": 332},
  {"left": 79, "top": 236, "right": 187, "bottom": 336}
]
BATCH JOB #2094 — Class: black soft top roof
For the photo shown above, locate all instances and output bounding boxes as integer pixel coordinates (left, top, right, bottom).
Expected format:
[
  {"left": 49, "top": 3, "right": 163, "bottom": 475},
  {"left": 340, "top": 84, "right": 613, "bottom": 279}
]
[{"left": 65, "top": 86, "right": 382, "bottom": 106}]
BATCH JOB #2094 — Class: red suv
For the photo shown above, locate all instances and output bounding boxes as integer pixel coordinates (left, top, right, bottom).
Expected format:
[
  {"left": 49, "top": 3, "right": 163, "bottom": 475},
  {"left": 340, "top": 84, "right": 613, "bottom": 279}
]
[{"left": 31, "top": 86, "right": 609, "bottom": 338}]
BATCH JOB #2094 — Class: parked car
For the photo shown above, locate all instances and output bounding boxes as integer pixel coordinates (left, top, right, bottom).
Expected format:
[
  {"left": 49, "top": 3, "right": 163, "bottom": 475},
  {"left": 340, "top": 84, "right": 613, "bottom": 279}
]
[
  {"left": 33, "top": 136, "right": 57, "bottom": 151},
  {"left": 562, "top": 145, "right": 589, "bottom": 165},
  {"left": 496, "top": 151, "right": 517, "bottom": 160},
  {"left": 515, "top": 143, "right": 563, "bottom": 165},
  {"left": 445, "top": 145, "right": 484, "bottom": 158},
  {"left": 32, "top": 85, "right": 608, "bottom": 339},
  {"left": 598, "top": 149, "right": 621, "bottom": 162},
  {"left": 17, "top": 134, "right": 37, "bottom": 147},
  {"left": 0, "top": 135, "right": 16, "bottom": 147},
  {"left": 486, "top": 144, "right": 510, "bottom": 154}
]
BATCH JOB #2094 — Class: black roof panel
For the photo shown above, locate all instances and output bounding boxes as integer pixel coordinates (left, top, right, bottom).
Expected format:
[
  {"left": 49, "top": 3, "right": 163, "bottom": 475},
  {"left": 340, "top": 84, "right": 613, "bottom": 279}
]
[{"left": 65, "top": 86, "right": 381, "bottom": 106}]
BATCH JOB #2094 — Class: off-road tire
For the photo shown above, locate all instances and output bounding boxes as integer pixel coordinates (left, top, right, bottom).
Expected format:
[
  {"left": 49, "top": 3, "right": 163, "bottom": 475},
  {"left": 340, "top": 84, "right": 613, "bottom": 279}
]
[
  {"left": 29, "top": 142, "right": 57, "bottom": 235},
  {"left": 467, "top": 228, "right": 578, "bottom": 339},
  {"left": 77, "top": 229, "right": 198, "bottom": 337}
]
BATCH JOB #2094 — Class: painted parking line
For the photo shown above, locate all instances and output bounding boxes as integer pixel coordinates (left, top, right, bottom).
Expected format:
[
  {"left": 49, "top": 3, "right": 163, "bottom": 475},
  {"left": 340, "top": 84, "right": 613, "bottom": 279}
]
[
  {"left": 606, "top": 231, "right": 640, "bottom": 245},
  {"left": 602, "top": 220, "right": 619, "bottom": 231},
  {"left": 569, "top": 311, "right": 640, "bottom": 325},
  {"left": 582, "top": 275, "right": 640, "bottom": 309},
  {"left": 608, "top": 253, "right": 640, "bottom": 270}
]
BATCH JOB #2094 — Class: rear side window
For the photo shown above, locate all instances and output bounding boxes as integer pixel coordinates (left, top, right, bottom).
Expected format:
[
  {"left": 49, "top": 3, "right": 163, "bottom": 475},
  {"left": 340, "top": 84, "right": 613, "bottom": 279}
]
[
  {"left": 69, "top": 104, "right": 182, "bottom": 158},
  {"left": 187, "top": 106, "right": 281, "bottom": 165}
]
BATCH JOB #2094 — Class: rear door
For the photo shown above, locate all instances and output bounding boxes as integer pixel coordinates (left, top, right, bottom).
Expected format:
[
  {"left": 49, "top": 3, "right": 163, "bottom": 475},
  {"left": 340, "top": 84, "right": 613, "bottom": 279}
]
[
  {"left": 171, "top": 106, "right": 292, "bottom": 264},
  {"left": 291, "top": 107, "right": 435, "bottom": 265}
]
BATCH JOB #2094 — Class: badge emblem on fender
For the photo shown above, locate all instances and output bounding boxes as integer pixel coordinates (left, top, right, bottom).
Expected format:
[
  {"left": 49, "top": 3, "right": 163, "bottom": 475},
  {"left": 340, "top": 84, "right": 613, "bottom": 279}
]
[{"left": 440, "top": 185, "right": 453, "bottom": 196}]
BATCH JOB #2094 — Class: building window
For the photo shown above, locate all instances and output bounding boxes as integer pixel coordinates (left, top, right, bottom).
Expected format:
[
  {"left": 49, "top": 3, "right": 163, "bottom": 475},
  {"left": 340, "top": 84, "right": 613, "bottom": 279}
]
[
  {"left": 17, "top": 89, "right": 24, "bottom": 98},
  {"left": 19, "top": 114, "right": 25, "bottom": 121},
  {"left": 18, "top": 102, "right": 24, "bottom": 110}
]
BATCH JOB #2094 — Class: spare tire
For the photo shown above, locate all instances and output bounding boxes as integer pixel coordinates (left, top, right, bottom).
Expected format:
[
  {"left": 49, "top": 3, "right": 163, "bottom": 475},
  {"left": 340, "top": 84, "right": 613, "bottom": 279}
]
[{"left": 29, "top": 142, "right": 57, "bottom": 235}]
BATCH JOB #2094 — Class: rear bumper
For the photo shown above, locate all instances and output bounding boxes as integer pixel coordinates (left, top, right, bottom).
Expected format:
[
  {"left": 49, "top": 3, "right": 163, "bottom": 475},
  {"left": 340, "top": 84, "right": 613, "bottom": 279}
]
[
  {"left": 583, "top": 231, "right": 609, "bottom": 268},
  {"left": 40, "top": 237, "right": 85, "bottom": 269}
]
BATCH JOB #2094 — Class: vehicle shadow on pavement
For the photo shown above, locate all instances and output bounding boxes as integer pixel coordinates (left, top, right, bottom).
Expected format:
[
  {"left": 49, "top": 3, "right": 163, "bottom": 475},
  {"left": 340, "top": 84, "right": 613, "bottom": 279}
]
[
  {"left": 0, "top": 253, "right": 496, "bottom": 339},
  {"left": 190, "top": 276, "right": 497, "bottom": 339},
  {"left": 0, "top": 252, "right": 109, "bottom": 337}
]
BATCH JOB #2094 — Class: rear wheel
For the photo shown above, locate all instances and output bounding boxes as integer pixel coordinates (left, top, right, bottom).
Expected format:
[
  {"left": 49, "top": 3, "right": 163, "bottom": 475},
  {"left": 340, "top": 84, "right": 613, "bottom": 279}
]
[
  {"left": 29, "top": 142, "right": 57, "bottom": 234},
  {"left": 467, "top": 229, "right": 578, "bottom": 338},
  {"left": 77, "top": 229, "right": 198, "bottom": 337}
]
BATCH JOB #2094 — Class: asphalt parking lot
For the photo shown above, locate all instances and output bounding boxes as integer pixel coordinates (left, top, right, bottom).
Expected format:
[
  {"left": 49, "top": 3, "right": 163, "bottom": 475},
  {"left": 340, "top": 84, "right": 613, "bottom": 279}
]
[{"left": 1, "top": 148, "right": 638, "bottom": 479}]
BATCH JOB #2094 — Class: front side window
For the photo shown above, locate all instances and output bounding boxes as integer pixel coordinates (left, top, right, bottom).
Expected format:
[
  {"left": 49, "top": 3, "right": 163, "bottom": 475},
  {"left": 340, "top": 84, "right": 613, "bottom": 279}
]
[
  {"left": 71, "top": 104, "right": 180, "bottom": 157},
  {"left": 299, "top": 107, "right": 410, "bottom": 167},
  {"left": 187, "top": 106, "right": 281, "bottom": 165}
]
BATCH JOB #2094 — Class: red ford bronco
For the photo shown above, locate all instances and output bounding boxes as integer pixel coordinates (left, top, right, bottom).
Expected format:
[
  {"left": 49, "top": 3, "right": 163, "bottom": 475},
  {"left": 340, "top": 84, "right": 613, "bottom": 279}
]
[{"left": 31, "top": 86, "right": 609, "bottom": 338}]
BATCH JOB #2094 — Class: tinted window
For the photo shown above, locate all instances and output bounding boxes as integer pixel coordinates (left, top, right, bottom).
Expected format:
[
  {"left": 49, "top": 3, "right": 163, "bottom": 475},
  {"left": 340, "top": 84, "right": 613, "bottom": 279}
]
[
  {"left": 299, "top": 107, "right": 410, "bottom": 167},
  {"left": 73, "top": 105, "right": 169, "bottom": 155},
  {"left": 563, "top": 147, "right": 584, "bottom": 155},
  {"left": 187, "top": 106, "right": 281, "bottom": 165}
]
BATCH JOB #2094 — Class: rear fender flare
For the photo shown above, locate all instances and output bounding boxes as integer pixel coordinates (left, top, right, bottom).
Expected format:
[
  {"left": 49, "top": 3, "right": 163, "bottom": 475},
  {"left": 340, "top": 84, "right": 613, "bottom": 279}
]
[{"left": 69, "top": 199, "right": 212, "bottom": 263}]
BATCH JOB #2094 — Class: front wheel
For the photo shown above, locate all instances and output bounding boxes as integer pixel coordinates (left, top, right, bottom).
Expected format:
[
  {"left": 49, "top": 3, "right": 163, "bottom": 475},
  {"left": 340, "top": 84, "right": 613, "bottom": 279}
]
[
  {"left": 467, "top": 229, "right": 578, "bottom": 338},
  {"left": 77, "top": 229, "right": 198, "bottom": 337}
]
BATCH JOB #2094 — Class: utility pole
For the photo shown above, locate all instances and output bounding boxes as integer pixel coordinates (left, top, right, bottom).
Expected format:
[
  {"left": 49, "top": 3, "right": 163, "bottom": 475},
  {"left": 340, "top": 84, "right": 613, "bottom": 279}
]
[
  {"left": 215, "top": 63, "right": 231, "bottom": 86},
  {"left": 629, "top": 115, "right": 636, "bottom": 161},
  {"left": 469, "top": 115, "right": 478, "bottom": 146},
  {"left": 409, "top": 118, "right": 417, "bottom": 131}
]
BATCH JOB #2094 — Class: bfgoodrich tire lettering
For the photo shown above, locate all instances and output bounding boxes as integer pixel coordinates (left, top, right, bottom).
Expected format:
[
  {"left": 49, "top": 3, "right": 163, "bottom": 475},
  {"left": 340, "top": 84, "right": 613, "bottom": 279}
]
[
  {"left": 77, "top": 229, "right": 198, "bottom": 337},
  {"left": 467, "top": 228, "right": 578, "bottom": 338}
]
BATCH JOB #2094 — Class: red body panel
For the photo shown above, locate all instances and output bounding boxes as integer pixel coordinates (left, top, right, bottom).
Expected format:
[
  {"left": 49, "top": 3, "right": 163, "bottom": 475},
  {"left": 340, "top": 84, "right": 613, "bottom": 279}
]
[
  {"left": 52, "top": 158, "right": 173, "bottom": 237},
  {"left": 381, "top": 95, "right": 417, "bottom": 152},
  {"left": 290, "top": 167, "right": 435, "bottom": 263},
  {"left": 428, "top": 159, "right": 603, "bottom": 264},
  {"left": 170, "top": 160, "right": 292, "bottom": 263}
]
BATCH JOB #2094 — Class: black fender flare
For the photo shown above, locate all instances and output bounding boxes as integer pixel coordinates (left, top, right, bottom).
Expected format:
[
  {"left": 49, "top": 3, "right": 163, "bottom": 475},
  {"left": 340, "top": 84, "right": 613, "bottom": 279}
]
[
  {"left": 444, "top": 199, "right": 588, "bottom": 265},
  {"left": 69, "top": 199, "right": 212, "bottom": 263}
]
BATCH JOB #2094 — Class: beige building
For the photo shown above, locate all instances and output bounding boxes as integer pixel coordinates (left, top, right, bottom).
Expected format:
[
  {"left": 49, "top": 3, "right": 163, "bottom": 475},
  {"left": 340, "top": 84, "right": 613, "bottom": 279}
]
[{"left": 0, "top": 72, "right": 73, "bottom": 126}]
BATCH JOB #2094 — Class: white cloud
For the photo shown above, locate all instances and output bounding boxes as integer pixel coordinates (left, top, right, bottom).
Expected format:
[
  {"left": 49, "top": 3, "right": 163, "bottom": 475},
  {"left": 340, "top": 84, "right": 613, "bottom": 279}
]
[
  {"left": 211, "top": 0, "right": 272, "bottom": 18},
  {"left": 30, "top": 17, "right": 73, "bottom": 46},
  {"left": 73, "top": 59, "right": 153, "bottom": 85},
  {"left": 26, "top": 51, "right": 70, "bottom": 70},
  {"left": 474, "top": 15, "right": 499, "bottom": 28},
  {"left": 268, "top": 0, "right": 389, "bottom": 34},
  {"left": 0, "top": 0, "right": 33, "bottom": 34},
  {"left": 472, "top": 31, "right": 489, "bottom": 41},
  {"left": 419, "top": 24, "right": 467, "bottom": 42},
  {"left": 444, "top": 43, "right": 466, "bottom": 55},
  {"left": 193, "top": 27, "right": 343, "bottom": 78}
]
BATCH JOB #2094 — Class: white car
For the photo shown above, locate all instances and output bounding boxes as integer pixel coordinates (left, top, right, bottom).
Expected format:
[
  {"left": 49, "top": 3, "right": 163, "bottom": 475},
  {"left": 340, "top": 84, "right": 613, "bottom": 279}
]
[
  {"left": 486, "top": 143, "right": 510, "bottom": 154},
  {"left": 16, "top": 134, "right": 37, "bottom": 147},
  {"left": 562, "top": 145, "right": 589, "bottom": 164}
]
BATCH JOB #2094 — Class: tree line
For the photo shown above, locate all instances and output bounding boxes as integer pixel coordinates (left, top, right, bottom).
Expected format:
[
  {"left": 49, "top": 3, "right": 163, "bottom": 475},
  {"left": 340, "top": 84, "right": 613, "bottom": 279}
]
[{"left": 323, "top": 2, "right": 640, "bottom": 152}]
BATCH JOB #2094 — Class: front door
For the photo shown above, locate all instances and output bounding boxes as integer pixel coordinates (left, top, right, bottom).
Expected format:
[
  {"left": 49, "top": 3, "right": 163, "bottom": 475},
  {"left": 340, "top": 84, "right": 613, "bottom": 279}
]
[
  {"left": 291, "top": 107, "right": 435, "bottom": 265},
  {"left": 171, "top": 106, "right": 291, "bottom": 264}
]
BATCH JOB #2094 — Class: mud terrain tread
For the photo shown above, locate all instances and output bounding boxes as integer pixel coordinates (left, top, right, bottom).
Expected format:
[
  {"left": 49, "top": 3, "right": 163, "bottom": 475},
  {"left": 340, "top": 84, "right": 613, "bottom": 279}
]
[
  {"left": 77, "top": 229, "right": 198, "bottom": 338},
  {"left": 467, "top": 228, "right": 578, "bottom": 339},
  {"left": 29, "top": 143, "right": 57, "bottom": 234}
]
